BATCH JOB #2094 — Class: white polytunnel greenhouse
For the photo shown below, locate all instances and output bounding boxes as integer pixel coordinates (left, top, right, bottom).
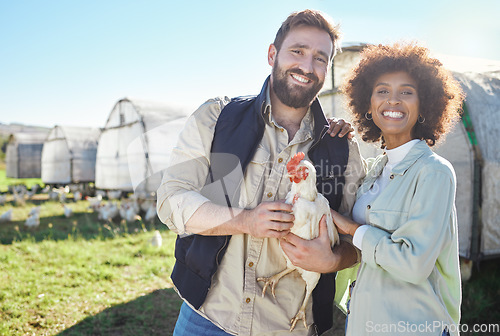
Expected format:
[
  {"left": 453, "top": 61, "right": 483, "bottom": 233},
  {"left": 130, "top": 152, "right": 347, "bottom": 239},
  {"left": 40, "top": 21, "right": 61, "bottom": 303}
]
[
  {"left": 319, "top": 43, "right": 500, "bottom": 262},
  {"left": 95, "top": 97, "right": 188, "bottom": 198},
  {"left": 41, "top": 125, "right": 101, "bottom": 185},
  {"left": 6, "top": 130, "right": 50, "bottom": 178}
]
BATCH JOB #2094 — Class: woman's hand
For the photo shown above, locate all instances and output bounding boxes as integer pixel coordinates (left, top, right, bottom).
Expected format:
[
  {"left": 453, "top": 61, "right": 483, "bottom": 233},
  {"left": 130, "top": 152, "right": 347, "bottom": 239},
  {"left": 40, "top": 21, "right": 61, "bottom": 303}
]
[
  {"left": 331, "top": 209, "right": 361, "bottom": 237},
  {"left": 326, "top": 118, "right": 355, "bottom": 139}
]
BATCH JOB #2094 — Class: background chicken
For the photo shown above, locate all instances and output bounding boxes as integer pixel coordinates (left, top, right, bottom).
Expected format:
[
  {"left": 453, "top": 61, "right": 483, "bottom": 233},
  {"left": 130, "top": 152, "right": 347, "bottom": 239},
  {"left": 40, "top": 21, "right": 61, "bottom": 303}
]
[
  {"left": 258, "top": 151, "right": 339, "bottom": 331},
  {"left": 0, "top": 209, "right": 13, "bottom": 223}
]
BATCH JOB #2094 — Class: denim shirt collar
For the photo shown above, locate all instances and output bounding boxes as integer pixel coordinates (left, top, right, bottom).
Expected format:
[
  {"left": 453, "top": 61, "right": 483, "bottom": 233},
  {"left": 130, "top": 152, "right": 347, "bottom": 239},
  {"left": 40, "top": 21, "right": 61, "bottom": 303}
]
[
  {"left": 357, "top": 140, "right": 430, "bottom": 198},
  {"left": 391, "top": 140, "right": 430, "bottom": 175}
]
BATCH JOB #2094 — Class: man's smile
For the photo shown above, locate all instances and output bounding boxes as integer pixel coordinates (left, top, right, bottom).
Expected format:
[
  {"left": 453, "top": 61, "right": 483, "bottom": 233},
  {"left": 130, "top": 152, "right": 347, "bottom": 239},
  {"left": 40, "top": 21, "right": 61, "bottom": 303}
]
[{"left": 291, "top": 73, "right": 312, "bottom": 84}]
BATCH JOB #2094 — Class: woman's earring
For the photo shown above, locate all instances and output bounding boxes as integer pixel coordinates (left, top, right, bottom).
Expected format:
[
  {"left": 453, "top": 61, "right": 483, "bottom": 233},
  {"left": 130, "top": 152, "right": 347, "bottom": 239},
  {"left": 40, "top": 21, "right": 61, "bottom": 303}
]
[
  {"left": 365, "top": 112, "right": 372, "bottom": 120},
  {"left": 418, "top": 115, "right": 425, "bottom": 123}
]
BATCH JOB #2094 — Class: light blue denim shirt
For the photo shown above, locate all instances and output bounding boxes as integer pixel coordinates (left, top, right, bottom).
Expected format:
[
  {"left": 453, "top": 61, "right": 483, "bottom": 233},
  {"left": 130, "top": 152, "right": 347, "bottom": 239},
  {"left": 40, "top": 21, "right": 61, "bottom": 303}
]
[{"left": 346, "top": 140, "right": 462, "bottom": 336}]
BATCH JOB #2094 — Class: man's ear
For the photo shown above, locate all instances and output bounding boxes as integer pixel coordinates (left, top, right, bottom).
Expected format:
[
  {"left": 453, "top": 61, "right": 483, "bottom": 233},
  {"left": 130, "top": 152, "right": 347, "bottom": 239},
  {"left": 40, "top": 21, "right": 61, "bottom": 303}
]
[{"left": 268, "top": 44, "right": 277, "bottom": 67}]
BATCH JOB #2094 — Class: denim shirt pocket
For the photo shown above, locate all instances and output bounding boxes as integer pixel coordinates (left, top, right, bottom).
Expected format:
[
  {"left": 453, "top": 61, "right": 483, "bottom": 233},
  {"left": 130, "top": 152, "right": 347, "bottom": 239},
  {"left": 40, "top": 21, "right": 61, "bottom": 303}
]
[{"left": 368, "top": 209, "right": 409, "bottom": 233}]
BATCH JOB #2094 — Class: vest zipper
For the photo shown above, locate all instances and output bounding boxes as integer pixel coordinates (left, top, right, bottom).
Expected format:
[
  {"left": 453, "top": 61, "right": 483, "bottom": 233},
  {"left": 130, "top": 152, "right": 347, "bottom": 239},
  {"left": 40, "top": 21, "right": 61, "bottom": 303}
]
[
  {"left": 207, "top": 236, "right": 230, "bottom": 291},
  {"left": 215, "top": 236, "right": 229, "bottom": 266},
  {"left": 308, "top": 126, "right": 328, "bottom": 152}
]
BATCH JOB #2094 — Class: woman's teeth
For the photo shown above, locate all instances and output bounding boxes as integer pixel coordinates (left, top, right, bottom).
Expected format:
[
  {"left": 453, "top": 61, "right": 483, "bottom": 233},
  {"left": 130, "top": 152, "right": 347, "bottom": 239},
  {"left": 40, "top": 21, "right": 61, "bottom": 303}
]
[{"left": 383, "top": 111, "right": 404, "bottom": 118}]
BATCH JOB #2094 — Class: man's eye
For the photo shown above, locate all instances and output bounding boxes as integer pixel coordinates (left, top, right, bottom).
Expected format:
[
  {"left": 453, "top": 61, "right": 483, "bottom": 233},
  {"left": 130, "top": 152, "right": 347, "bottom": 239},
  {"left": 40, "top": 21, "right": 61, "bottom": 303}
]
[
  {"left": 377, "top": 89, "right": 389, "bottom": 94},
  {"left": 315, "top": 57, "right": 327, "bottom": 63},
  {"left": 401, "top": 91, "right": 413, "bottom": 95}
]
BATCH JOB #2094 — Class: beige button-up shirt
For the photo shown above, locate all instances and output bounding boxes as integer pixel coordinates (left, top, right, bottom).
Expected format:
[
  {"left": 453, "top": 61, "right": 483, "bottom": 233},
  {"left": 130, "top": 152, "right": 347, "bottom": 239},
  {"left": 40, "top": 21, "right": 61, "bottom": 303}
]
[{"left": 157, "top": 89, "right": 364, "bottom": 335}]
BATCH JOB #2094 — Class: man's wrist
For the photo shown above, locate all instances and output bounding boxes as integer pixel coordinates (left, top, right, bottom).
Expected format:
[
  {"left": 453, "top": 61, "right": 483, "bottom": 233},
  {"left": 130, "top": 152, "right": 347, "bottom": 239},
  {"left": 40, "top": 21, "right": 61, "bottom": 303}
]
[{"left": 235, "top": 208, "right": 250, "bottom": 235}]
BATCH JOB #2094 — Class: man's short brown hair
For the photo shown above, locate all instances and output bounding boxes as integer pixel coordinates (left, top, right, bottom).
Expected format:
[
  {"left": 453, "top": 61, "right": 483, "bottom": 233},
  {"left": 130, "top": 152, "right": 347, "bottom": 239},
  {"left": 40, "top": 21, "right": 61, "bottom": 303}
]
[{"left": 273, "top": 9, "right": 341, "bottom": 60}]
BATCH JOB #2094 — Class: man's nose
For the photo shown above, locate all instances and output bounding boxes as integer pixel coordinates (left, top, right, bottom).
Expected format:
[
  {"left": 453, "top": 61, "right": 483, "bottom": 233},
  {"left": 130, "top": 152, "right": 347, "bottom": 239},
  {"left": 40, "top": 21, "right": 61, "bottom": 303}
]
[{"left": 298, "top": 55, "right": 314, "bottom": 74}]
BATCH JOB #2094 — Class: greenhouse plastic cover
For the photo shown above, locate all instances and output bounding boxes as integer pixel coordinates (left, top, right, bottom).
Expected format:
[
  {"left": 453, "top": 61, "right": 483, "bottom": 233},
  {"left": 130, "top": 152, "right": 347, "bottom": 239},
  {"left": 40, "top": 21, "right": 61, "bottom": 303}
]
[
  {"left": 95, "top": 98, "right": 188, "bottom": 197},
  {"left": 41, "top": 125, "right": 101, "bottom": 184}
]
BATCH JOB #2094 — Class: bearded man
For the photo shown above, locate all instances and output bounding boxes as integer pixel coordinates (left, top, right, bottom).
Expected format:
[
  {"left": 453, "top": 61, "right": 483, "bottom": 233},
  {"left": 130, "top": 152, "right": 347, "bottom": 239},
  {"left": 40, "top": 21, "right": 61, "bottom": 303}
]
[{"left": 157, "top": 9, "right": 364, "bottom": 336}]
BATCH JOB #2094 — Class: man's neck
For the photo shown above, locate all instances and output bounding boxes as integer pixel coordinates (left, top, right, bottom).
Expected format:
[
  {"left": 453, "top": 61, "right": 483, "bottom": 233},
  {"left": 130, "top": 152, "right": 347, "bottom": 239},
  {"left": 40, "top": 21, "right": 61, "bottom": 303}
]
[{"left": 270, "top": 90, "right": 310, "bottom": 142}]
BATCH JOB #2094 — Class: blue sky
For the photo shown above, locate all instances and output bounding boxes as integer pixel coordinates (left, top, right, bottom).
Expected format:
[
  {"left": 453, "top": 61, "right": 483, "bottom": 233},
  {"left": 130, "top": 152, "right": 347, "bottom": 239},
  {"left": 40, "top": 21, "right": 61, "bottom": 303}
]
[{"left": 1, "top": 0, "right": 498, "bottom": 128}]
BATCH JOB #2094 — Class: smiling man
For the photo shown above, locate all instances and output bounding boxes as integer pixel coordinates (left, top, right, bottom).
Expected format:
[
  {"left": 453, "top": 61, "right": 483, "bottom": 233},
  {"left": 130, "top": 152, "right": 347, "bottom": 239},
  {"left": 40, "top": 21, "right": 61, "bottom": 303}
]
[{"left": 157, "top": 9, "right": 364, "bottom": 336}]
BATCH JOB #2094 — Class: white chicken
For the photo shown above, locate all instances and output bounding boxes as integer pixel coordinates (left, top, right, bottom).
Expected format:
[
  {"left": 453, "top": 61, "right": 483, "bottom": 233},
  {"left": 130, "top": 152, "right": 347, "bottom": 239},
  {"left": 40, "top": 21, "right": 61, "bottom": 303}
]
[
  {"left": 13, "top": 188, "right": 26, "bottom": 206},
  {"left": 86, "top": 194, "right": 103, "bottom": 210},
  {"left": 150, "top": 230, "right": 162, "bottom": 247},
  {"left": 0, "top": 209, "right": 13, "bottom": 223},
  {"left": 25, "top": 213, "right": 40, "bottom": 228},
  {"left": 257, "top": 152, "right": 339, "bottom": 331},
  {"left": 48, "top": 189, "right": 59, "bottom": 201},
  {"left": 97, "top": 202, "right": 119, "bottom": 222},
  {"left": 144, "top": 201, "right": 157, "bottom": 222},
  {"left": 73, "top": 191, "right": 82, "bottom": 202},
  {"left": 139, "top": 199, "right": 153, "bottom": 212},
  {"left": 119, "top": 200, "right": 140, "bottom": 222},
  {"left": 63, "top": 204, "right": 73, "bottom": 218},
  {"left": 28, "top": 206, "right": 41, "bottom": 216},
  {"left": 58, "top": 190, "right": 67, "bottom": 203},
  {"left": 107, "top": 190, "right": 122, "bottom": 200}
]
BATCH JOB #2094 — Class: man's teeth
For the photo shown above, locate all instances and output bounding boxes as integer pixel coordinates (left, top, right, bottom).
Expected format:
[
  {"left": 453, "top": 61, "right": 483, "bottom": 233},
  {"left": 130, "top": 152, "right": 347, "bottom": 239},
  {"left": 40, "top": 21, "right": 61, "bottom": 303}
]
[
  {"left": 383, "top": 111, "right": 404, "bottom": 118},
  {"left": 291, "top": 74, "right": 309, "bottom": 83}
]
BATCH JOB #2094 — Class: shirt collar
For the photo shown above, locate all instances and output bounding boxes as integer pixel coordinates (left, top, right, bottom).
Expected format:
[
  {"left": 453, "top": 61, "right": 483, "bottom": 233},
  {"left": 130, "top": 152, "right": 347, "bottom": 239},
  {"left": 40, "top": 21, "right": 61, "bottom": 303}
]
[
  {"left": 262, "top": 84, "right": 272, "bottom": 124},
  {"left": 390, "top": 140, "right": 430, "bottom": 175},
  {"left": 385, "top": 139, "right": 420, "bottom": 166},
  {"left": 263, "top": 82, "right": 314, "bottom": 139},
  {"left": 360, "top": 140, "right": 428, "bottom": 189},
  {"left": 357, "top": 140, "right": 430, "bottom": 199}
]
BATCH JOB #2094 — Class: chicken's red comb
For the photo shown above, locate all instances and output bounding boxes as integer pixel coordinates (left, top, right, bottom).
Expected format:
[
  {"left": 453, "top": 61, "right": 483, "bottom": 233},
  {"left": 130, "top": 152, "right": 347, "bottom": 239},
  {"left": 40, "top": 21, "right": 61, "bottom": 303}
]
[{"left": 286, "top": 152, "right": 305, "bottom": 172}]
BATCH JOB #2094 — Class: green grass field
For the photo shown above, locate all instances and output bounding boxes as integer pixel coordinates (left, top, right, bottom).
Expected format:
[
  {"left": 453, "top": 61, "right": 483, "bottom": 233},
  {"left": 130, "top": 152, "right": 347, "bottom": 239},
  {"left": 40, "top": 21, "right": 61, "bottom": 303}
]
[
  {"left": 0, "top": 191, "right": 499, "bottom": 335},
  {"left": 0, "top": 197, "right": 182, "bottom": 336}
]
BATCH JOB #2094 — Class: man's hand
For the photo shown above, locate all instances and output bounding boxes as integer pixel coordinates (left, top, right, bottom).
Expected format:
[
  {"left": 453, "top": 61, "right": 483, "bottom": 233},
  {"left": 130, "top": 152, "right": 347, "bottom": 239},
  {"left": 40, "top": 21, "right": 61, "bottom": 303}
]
[
  {"left": 326, "top": 118, "right": 354, "bottom": 139},
  {"left": 242, "top": 201, "right": 294, "bottom": 239},
  {"left": 280, "top": 215, "right": 339, "bottom": 273}
]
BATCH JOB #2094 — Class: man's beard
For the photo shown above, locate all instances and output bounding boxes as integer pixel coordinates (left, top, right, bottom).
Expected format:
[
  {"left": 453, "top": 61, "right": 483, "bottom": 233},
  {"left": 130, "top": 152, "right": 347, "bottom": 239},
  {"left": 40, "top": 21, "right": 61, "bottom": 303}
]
[{"left": 271, "top": 58, "right": 324, "bottom": 109}]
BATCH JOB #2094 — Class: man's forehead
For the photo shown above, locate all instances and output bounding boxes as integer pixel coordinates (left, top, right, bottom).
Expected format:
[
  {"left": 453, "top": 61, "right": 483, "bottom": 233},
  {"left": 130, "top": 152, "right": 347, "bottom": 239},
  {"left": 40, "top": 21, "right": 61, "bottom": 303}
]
[{"left": 282, "top": 25, "right": 333, "bottom": 55}]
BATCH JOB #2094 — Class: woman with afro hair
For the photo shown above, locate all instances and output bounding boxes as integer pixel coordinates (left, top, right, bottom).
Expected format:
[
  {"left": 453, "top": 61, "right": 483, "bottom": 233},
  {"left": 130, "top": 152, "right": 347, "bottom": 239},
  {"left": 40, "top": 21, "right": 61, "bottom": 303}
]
[{"left": 329, "top": 42, "right": 464, "bottom": 336}]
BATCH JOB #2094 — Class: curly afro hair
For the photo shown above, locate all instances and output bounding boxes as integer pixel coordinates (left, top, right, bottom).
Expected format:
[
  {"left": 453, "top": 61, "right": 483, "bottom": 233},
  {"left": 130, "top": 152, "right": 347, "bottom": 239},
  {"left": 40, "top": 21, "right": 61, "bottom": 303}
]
[{"left": 341, "top": 42, "right": 465, "bottom": 147}]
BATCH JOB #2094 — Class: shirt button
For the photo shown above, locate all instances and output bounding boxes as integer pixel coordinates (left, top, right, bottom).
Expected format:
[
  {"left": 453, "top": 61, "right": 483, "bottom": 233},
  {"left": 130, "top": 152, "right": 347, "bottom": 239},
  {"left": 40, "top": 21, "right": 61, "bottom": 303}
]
[
  {"left": 390, "top": 174, "right": 395, "bottom": 179},
  {"left": 267, "top": 192, "right": 273, "bottom": 198},
  {"left": 367, "top": 205, "right": 371, "bottom": 210},
  {"left": 246, "top": 298, "right": 251, "bottom": 303},
  {"left": 280, "top": 128, "right": 284, "bottom": 132},
  {"left": 278, "top": 158, "right": 283, "bottom": 163},
  {"left": 248, "top": 262, "right": 254, "bottom": 267}
]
